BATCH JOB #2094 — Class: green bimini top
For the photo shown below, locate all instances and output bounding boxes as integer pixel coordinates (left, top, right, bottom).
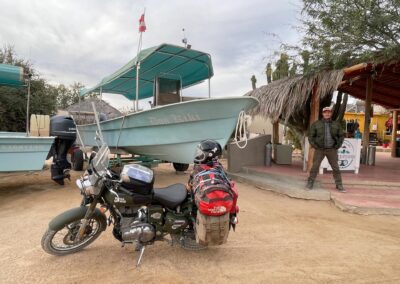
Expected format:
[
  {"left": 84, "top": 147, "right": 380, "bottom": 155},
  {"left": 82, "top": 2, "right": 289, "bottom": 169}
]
[
  {"left": 0, "top": 64, "right": 24, "bottom": 88},
  {"left": 81, "top": 43, "right": 214, "bottom": 100}
]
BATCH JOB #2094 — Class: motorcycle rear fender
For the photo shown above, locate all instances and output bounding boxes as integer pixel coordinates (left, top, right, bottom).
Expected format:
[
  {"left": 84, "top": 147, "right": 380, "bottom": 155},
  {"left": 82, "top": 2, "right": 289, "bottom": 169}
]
[{"left": 48, "top": 206, "right": 107, "bottom": 231}]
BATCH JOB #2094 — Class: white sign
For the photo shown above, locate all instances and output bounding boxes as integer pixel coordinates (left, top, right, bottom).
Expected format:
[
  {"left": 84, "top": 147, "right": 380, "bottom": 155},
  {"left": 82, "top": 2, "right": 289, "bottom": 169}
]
[
  {"left": 319, "top": 138, "right": 362, "bottom": 174},
  {"left": 304, "top": 138, "right": 362, "bottom": 174}
]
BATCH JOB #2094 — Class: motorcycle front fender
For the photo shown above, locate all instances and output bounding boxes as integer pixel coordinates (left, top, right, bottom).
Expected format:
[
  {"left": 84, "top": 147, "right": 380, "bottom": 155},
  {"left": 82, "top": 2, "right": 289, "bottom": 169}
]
[{"left": 48, "top": 206, "right": 107, "bottom": 231}]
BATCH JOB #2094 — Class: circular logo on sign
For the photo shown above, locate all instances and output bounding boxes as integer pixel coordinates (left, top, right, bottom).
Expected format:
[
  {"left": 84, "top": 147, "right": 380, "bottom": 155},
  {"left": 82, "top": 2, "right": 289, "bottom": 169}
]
[{"left": 338, "top": 140, "right": 354, "bottom": 169}]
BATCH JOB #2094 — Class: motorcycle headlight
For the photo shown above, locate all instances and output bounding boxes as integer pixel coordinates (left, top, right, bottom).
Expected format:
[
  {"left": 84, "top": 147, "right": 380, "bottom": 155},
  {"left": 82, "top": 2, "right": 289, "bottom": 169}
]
[
  {"left": 76, "top": 177, "right": 96, "bottom": 195},
  {"left": 76, "top": 179, "right": 84, "bottom": 190},
  {"left": 84, "top": 185, "right": 96, "bottom": 195}
]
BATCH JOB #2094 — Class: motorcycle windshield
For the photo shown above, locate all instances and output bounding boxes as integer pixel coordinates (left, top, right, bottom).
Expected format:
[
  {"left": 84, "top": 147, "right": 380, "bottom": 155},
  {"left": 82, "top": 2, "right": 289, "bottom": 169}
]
[{"left": 92, "top": 144, "right": 110, "bottom": 176}]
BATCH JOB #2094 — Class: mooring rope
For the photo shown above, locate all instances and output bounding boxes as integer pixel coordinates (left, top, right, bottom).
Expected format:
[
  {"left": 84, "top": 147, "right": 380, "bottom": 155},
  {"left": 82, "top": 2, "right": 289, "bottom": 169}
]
[{"left": 234, "top": 111, "right": 248, "bottom": 149}]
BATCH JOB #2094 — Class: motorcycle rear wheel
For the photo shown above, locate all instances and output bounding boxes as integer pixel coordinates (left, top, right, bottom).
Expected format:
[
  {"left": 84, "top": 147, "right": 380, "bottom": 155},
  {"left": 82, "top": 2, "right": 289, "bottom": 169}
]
[{"left": 41, "top": 215, "right": 105, "bottom": 256}]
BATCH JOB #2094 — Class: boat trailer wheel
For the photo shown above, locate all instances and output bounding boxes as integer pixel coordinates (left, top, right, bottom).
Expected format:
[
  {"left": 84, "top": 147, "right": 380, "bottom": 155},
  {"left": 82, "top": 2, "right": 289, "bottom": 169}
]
[{"left": 173, "top": 163, "right": 189, "bottom": 172}]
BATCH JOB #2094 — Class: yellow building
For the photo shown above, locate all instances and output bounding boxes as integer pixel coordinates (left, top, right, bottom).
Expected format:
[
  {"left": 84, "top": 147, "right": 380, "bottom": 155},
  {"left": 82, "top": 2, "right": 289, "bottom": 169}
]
[{"left": 344, "top": 112, "right": 391, "bottom": 142}]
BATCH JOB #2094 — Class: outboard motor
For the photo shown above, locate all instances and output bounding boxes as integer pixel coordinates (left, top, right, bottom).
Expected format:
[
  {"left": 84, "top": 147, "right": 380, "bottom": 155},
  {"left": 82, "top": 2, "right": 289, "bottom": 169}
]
[{"left": 49, "top": 116, "right": 77, "bottom": 185}]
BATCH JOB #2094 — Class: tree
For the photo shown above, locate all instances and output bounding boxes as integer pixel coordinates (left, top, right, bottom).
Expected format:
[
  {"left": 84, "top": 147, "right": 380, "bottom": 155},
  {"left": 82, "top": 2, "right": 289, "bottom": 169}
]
[
  {"left": 264, "top": 54, "right": 304, "bottom": 146},
  {"left": 0, "top": 44, "right": 33, "bottom": 74},
  {"left": 29, "top": 79, "right": 58, "bottom": 117},
  {"left": 0, "top": 86, "right": 27, "bottom": 131},
  {"left": 255, "top": 0, "right": 400, "bottom": 150},
  {"left": 55, "top": 84, "right": 70, "bottom": 110},
  {"left": 289, "top": 63, "right": 298, "bottom": 77},
  {"left": 301, "top": 0, "right": 400, "bottom": 68},
  {"left": 0, "top": 45, "right": 85, "bottom": 131},
  {"left": 70, "top": 82, "right": 84, "bottom": 105},
  {"left": 0, "top": 45, "right": 59, "bottom": 131},
  {"left": 300, "top": 50, "right": 311, "bottom": 74},
  {"left": 56, "top": 82, "right": 85, "bottom": 109}
]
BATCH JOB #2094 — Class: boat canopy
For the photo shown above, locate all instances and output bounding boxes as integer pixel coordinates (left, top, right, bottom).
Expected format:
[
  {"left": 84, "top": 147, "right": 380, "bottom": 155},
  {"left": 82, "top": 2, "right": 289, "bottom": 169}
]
[
  {"left": 0, "top": 64, "right": 24, "bottom": 88},
  {"left": 81, "top": 43, "right": 214, "bottom": 100}
]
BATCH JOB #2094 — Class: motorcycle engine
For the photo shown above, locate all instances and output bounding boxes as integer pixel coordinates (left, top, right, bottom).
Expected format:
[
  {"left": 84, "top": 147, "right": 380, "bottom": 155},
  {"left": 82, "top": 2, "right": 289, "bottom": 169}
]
[{"left": 120, "top": 209, "right": 155, "bottom": 243}]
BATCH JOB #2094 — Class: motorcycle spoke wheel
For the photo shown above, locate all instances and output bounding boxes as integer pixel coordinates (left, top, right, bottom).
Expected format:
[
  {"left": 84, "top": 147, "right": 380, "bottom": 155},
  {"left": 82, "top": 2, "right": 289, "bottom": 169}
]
[{"left": 41, "top": 217, "right": 104, "bottom": 256}]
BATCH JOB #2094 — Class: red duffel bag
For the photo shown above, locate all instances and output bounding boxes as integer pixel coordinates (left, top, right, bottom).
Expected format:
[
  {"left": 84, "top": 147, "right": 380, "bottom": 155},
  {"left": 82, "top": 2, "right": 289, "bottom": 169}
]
[{"left": 191, "top": 164, "right": 238, "bottom": 216}]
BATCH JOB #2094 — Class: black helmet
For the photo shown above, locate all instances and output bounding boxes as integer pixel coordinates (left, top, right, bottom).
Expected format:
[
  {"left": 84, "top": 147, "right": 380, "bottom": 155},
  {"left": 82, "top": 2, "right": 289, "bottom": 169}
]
[{"left": 194, "top": 140, "right": 222, "bottom": 164}]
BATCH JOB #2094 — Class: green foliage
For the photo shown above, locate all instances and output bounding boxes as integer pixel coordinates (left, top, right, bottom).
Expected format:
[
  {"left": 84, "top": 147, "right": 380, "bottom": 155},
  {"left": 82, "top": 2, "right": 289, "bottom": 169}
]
[
  {"left": 0, "top": 45, "right": 84, "bottom": 132},
  {"left": 0, "top": 44, "right": 34, "bottom": 74},
  {"left": 250, "top": 75, "right": 257, "bottom": 90},
  {"left": 0, "top": 45, "right": 56, "bottom": 131},
  {"left": 56, "top": 81, "right": 85, "bottom": 110},
  {"left": 273, "top": 53, "right": 290, "bottom": 80},
  {"left": 300, "top": 50, "right": 311, "bottom": 74},
  {"left": 266, "top": 63, "right": 272, "bottom": 83},
  {"left": 257, "top": 0, "right": 400, "bottom": 151},
  {"left": 286, "top": 127, "right": 302, "bottom": 150},
  {"left": 289, "top": 63, "right": 298, "bottom": 77},
  {"left": 264, "top": 53, "right": 304, "bottom": 148},
  {"left": 0, "top": 86, "right": 26, "bottom": 131},
  {"left": 265, "top": 53, "right": 298, "bottom": 86},
  {"left": 0, "top": 80, "right": 59, "bottom": 132},
  {"left": 302, "top": 0, "right": 400, "bottom": 69}
]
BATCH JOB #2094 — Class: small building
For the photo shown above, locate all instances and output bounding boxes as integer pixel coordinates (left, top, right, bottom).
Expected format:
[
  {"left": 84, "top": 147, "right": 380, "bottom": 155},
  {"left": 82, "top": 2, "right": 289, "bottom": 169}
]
[{"left": 344, "top": 102, "right": 391, "bottom": 143}]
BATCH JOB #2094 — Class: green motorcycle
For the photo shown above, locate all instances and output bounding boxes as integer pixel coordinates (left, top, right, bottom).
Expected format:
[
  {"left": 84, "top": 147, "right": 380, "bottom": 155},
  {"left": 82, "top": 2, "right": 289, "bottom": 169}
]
[{"left": 41, "top": 143, "right": 234, "bottom": 266}]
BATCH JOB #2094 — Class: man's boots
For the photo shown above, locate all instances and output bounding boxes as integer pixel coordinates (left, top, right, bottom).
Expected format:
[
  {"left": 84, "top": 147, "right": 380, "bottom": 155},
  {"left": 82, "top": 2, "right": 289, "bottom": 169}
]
[
  {"left": 336, "top": 184, "right": 346, "bottom": 193},
  {"left": 306, "top": 179, "right": 314, "bottom": 190}
]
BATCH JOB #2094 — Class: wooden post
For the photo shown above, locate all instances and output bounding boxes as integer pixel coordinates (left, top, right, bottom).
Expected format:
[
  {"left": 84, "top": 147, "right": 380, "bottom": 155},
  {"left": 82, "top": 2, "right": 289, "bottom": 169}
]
[
  {"left": 391, "top": 110, "right": 398, "bottom": 158},
  {"left": 307, "top": 83, "right": 320, "bottom": 171},
  {"left": 362, "top": 75, "right": 373, "bottom": 164},
  {"left": 273, "top": 122, "right": 279, "bottom": 144}
]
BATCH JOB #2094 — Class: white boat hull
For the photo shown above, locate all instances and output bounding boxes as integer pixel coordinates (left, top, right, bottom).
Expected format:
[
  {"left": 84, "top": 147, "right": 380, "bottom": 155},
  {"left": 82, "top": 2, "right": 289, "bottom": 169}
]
[
  {"left": 0, "top": 132, "right": 54, "bottom": 172},
  {"left": 77, "top": 97, "right": 258, "bottom": 164}
]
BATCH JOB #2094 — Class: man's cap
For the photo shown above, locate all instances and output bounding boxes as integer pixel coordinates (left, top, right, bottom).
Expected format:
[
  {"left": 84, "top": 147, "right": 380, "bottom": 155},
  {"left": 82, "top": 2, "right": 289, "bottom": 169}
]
[{"left": 322, "top": 106, "right": 332, "bottom": 112}]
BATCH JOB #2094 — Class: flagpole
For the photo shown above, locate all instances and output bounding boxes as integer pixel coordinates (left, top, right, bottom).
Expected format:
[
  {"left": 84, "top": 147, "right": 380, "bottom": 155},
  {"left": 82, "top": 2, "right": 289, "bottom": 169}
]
[
  {"left": 134, "top": 9, "right": 146, "bottom": 112},
  {"left": 135, "top": 33, "right": 142, "bottom": 112},
  {"left": 26, "top": 74, "right": 32, "bottom": 136}
]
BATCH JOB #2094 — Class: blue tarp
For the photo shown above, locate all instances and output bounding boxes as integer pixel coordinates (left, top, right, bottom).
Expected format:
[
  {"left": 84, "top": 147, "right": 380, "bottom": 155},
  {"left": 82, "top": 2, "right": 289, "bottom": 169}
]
[
  {"left": 0, "top": 64, "right": 24, "bottom": 87},
  {"left": 81, "top": 43, "right": 213, "bottom": 100}
]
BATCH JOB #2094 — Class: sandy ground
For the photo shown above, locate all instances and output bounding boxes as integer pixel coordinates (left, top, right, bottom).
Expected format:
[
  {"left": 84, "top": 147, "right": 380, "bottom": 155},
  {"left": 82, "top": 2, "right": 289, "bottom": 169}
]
[{"left": 0, "top": 165, "right": 400, "bottom": 284}]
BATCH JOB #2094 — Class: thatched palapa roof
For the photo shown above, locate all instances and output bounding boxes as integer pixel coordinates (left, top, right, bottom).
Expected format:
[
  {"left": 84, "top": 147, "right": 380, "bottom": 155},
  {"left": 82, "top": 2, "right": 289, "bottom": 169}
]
[
  {"left": 67, "top": 98, "right": 122, "bottom": 124},
  {"left": 246, "top": 70, "right": 344, "bottom": 123}
]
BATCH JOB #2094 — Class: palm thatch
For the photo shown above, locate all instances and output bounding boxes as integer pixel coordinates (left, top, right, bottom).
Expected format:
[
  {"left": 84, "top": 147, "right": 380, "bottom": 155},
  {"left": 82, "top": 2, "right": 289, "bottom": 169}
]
[
  {"left": 67, "top": 98, "right": 122, "bottom": 125},
  {"left": 246, "top": 69, "right": 344, "bottom": 123}
]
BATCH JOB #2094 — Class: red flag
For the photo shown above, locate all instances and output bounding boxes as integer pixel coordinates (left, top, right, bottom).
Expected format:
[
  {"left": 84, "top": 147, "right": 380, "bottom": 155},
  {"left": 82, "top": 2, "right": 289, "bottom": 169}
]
[{"left": 139, "top": 14, "right": 146, "bottom": 32}]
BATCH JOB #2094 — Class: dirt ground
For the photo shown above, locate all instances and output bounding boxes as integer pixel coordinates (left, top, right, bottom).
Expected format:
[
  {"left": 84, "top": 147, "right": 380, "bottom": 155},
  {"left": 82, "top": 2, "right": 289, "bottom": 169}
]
[{"left": 0, "top": 165, "right": 400, "bottom": 284}]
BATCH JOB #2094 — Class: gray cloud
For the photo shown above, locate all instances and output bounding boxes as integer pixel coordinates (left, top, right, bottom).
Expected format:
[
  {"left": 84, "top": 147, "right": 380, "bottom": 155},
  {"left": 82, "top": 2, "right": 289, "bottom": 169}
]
[{"left": 0, "top": 0, "right": 301, "bottom": 109}]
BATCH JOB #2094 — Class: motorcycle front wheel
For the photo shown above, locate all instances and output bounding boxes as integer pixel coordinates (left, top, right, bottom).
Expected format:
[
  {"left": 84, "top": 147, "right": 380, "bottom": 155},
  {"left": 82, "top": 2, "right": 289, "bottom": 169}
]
[{"left": 41, "top": 215, "right": 105, "bottom": 256}]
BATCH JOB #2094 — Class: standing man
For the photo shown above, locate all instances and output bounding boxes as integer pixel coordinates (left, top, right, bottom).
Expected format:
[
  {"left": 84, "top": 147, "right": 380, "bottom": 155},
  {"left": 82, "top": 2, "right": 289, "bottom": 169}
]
[{"left": 307, "top": 106, "right": 346, "bottom": 192}]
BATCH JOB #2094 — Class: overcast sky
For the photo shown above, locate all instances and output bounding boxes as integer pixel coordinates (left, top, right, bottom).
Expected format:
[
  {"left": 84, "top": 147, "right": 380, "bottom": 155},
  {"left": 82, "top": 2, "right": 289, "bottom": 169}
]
[{"left": 0, "top": 0, "right": 301, "bottom": 110}]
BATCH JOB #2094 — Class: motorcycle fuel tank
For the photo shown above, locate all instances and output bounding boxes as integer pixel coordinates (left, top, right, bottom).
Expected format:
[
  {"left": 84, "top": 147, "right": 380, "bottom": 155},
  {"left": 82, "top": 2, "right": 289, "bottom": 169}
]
[{"left": 104, "top": 188, "right": 153, "bottom": 207}]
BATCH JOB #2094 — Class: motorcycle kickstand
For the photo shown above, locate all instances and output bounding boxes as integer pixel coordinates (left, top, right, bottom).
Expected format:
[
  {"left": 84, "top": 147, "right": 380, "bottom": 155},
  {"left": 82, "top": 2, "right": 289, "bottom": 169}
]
[{"left": 136, "top": 244, "right": 146, "bottom": 267}]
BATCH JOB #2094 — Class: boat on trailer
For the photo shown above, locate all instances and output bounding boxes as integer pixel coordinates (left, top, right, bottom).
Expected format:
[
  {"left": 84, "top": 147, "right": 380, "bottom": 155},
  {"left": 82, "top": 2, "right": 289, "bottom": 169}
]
[
  {"left": 0, "top": 64, "right": 54, "bottom": 172},
  {"left": 0, "top": 132, "right": 54, "bottom": 172},
  {"left": 77, "top": 43, "right": 258, "bottom": 165}
]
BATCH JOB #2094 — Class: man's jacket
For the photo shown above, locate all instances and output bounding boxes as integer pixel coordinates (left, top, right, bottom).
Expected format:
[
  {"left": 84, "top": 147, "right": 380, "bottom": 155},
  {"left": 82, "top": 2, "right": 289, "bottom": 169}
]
[{"left": 308, "top": 119, "right": 344, "bottom": 149}]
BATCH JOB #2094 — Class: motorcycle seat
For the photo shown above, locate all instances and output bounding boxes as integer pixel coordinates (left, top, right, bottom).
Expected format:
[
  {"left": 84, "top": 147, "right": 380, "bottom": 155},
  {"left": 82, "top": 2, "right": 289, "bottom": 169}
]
[{"left": 153, "top": 183, "right": 187, "bottom": 209}]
